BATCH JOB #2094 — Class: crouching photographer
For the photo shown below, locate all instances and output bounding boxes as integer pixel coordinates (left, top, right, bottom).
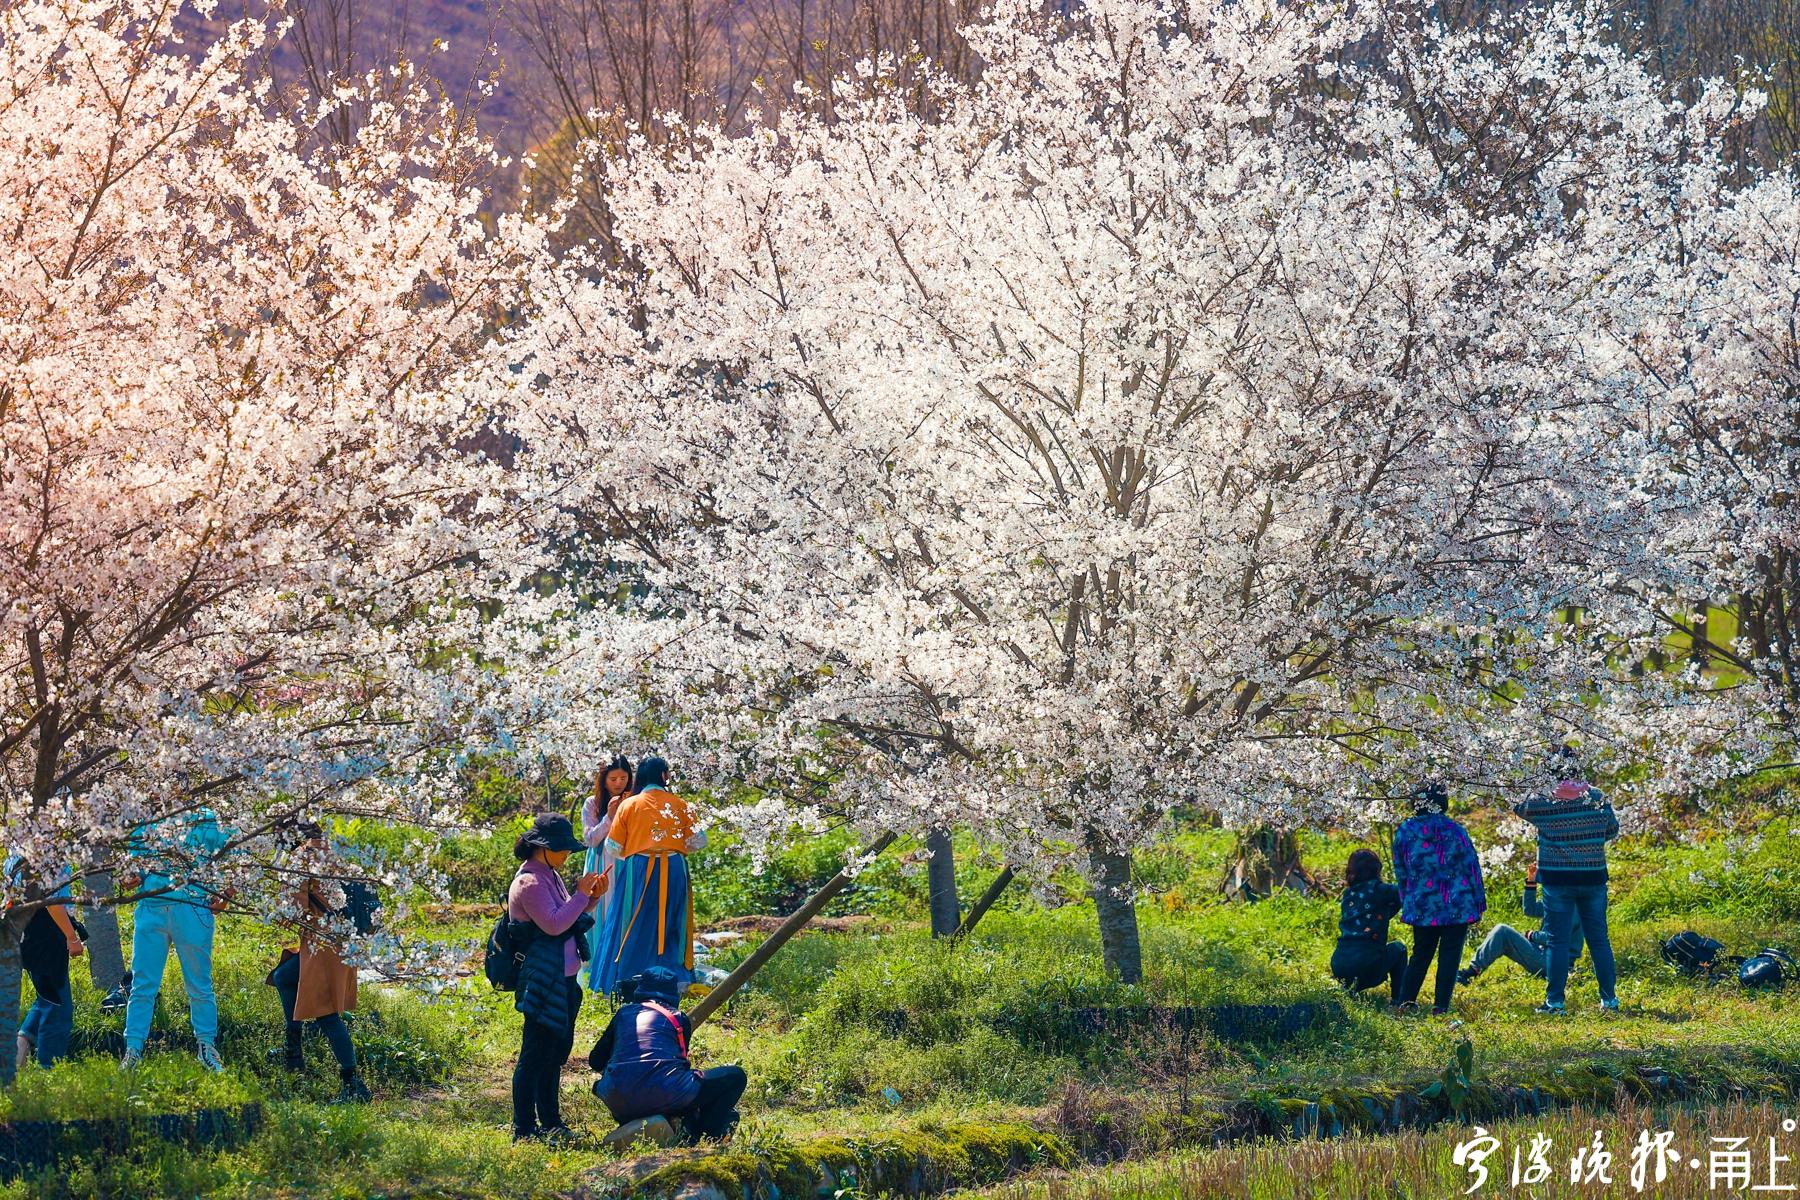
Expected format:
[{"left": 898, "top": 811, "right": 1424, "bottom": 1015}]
[{"left": 589, "top": 966, "right": 745, "bottom": 1146}]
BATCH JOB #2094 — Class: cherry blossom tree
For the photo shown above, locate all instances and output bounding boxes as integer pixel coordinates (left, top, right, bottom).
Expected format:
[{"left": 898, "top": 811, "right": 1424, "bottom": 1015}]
[
  {"left": 0, "top": 0, "right": 563, "bottom": 1078},
  {"left": 1579, "top": 161, "right": 1800, "bottom": 801},
  {"left": 515, "top": 0, "right": 1756, "bottom": 978}
]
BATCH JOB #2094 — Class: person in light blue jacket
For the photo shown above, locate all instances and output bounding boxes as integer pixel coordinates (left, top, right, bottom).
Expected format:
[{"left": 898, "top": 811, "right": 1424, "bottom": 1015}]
[{"left": 120, "top": 807, "right": 231, "bottom": 1071}]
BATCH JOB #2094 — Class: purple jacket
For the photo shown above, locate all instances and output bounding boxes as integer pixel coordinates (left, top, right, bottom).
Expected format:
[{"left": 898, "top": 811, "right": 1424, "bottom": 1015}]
[
  {"left": 508, "top": 859, "right": 591, "bottom": 976},
  {"left": 1391, "top": 813, "right": 1486, "bottom": 927}
]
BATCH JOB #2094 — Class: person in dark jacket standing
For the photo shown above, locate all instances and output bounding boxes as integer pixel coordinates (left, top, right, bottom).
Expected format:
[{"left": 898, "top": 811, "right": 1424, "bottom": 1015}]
[
  {"left": 1330, "top": 850, "right": 1407, "bottom": 1001},
  {"left": 1391, "top": 782, "right": 1485, "bottom": 1015},
  {"left": 1514, "top": 746, "right": 1620, "bottom": 1014},
  {"left": 508, "top": 814, "right": 605, "bottom": 1142},
  {"left": 590, "top": 966, "right": 746, "bottom": 1145}
]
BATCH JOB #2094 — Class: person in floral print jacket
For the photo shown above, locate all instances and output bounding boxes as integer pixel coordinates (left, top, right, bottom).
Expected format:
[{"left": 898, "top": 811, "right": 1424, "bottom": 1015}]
[{"left": 1390, "top": 782, "right": 1486, "bottom": 1015}]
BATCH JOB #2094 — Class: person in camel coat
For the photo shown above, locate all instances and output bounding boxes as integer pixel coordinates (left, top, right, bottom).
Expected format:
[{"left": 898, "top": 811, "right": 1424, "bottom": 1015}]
[{"left": 269, "top": 821, "right": 369, "bottom": 1103}]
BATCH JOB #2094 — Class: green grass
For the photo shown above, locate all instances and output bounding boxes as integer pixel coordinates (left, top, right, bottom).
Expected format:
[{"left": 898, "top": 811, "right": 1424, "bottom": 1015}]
[
  {"left": 0, "top": 1055, "right": 258, "bottom": 1123},
  {"left": 972, "top": 1099, "right": 1800, "bottom": 1199},
  {"left": 9, "top": 814, "right": 1800, "bottom": 1198}
]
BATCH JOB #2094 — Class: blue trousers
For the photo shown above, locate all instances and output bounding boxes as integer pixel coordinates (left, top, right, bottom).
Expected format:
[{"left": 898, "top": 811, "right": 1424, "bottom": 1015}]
[
  {"left": 1543, "top": 882, "right": 1616, "bottom": 1006},
  {"left": 124, "top": 899, "right": 218, "bottom": 1051},
  {"left": 20, "top": 965, "right": 72, "bottom": 1066},
  {"left": 1470, "top": 924, "right": 1546, "bottom": 977}
]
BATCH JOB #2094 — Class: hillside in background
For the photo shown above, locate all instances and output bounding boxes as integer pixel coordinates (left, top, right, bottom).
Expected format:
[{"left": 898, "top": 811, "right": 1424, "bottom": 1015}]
[
  {"left": 179, "top": 0, "right": 1800, "bottom": 204},
  {"left": 181, "top": 0, "right": 543, "bottom": 158}
]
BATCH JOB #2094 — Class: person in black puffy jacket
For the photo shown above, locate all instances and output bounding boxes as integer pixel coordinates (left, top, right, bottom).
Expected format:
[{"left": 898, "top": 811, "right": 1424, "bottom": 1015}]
[
  {"left": 1330, "top": 849, "right": 1407, "bottom": 1003},
  {"left": 508, "top": 814, "right": 603, "bottom": 1143}
]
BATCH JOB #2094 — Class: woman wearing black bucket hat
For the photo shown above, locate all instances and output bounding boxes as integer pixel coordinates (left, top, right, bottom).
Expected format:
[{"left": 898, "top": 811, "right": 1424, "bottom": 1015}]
[{"left": 507, "top": 813, "right": 606, "bottom": 1142}]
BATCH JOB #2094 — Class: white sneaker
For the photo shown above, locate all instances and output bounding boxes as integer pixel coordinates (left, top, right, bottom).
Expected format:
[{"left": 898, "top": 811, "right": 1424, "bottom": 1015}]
[
  {"left": 196, "top": 1042, "right": 225, "bottom": 1073},
  {"left": 121, "top": 1048, "right": 143, "bottom": 1069}
]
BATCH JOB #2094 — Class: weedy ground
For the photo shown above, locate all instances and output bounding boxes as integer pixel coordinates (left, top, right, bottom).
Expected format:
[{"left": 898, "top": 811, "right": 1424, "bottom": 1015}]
[{"left": 6, "top": 809, "right": 1800, "bottom": 1198}]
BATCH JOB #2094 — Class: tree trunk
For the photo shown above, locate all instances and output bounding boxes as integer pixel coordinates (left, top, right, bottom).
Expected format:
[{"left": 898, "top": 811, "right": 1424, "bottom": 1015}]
[
  {"left": 1088, "top": 843, "right": 1142, "bottom": 984},
  {"left": 1692, "top": 603, "right": 1711, "bottom": 670},
  {"left": 81, "top": 870, "right": 127, "bottom": 993},
  {"left": 954, "top": 864, "right": 1015, "bottom": 939},
  {"left": 690, "top": 832, "right": 897, "bottom": 1029},
  {"left": 925, "top": 827, "right": 961, "bottom": 938},
  {"left": 0, "top": 916, "right": 22, "bottom": 1086},
  {"left": 1221, "top": 826, "right": 1321, "bottom": 902}
]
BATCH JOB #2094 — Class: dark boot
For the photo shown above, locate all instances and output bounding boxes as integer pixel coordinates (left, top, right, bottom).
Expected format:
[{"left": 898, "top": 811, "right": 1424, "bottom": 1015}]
[
  {"left": 332, "top": 1069, "right": 371, "bottom": 1104},
  {"left": 283, "top": 1024, "right": 304, "bottom": 1072}
]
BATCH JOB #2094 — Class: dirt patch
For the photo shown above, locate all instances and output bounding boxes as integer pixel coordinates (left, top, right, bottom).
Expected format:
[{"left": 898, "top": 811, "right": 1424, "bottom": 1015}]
[
  {"left": 701, "top": 913, "right": 875, "bottom": 936},
  {"left": 415, "top": 907, "right": 877, "bottom": 936},
  {"left": 417, "top": 902, "right": 504, "bottom": 920}
]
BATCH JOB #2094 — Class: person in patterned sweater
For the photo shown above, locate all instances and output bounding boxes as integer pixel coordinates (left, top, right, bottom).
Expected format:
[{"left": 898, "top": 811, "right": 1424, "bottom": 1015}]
[
  {"left": 1331, "top": 849, "right": 1407, "bottom": 1002},
  {"left": 1514, "top": 746, "right": 1620, "bottom": 1014}
]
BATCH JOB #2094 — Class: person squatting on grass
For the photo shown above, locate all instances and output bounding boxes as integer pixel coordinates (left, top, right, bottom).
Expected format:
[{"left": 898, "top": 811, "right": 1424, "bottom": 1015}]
[
  {"left": 1391, "top": 782, "right": 1485, "bottom": 1015},
  {"left": 1514, "top": 746, "right": 1620, "bottom": 1014},
  {"left": 6, "top": 854, "right": 83, "bottom": 1070},
  {"left": 509, "top": 813, "right": 606, "bottom": 1143},
  {"left": 121, "top": 807, "right": 232, "bottom": 1072},
  {"left": 267, "top": 821, "right": 370, "bottom": 1103},
  {"left": 589, "top": 966, "right": 746, "bottom": 1146},
  {"left": 1458, "top": 862, "right": 1585, "bottom": 986},
  {"left": 1330, "top": 849, "right": 1407, "bottom": 1003}
]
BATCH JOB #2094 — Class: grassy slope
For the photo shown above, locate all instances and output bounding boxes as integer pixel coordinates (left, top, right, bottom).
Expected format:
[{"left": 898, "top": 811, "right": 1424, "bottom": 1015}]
[
  {"left": 6, "top": 816, "right": 1800, "bottom": 1197},
  {"left": 971, "top": 1098, "right": 1800, "bottom": 1199}
]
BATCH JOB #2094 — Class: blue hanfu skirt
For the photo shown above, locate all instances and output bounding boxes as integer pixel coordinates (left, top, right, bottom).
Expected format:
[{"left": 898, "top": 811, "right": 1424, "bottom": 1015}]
[{"left": 588, "top": 850, "right": 693, "bottom": 995}]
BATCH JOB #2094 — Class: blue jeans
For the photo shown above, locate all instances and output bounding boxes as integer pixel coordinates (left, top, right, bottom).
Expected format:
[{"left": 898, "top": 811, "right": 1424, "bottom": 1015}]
[
  {"left": 124, "top": 899, "right": 218, "bottom": 1051},
  {"left": 1543, "top": 882, "right": 1615, "bottom": 1006},
  {"left": 20, "top": 966, "right": 72, "bottom": 1066},
  {"left": 1470, "top": 924, "right": 1546, "bottom": 977}
]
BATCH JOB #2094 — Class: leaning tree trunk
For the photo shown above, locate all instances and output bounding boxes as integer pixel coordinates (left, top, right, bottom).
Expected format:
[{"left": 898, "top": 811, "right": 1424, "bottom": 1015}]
[
  {"left": 691, "top": 832, "right": 897, "bottom": 1028},
  {"left": 1087, "top": 840, "right": 1142, "bottom": 984},
  {"left": 81, "top": 870, "right": 127, "bottom": 992},
  {"left": 954, "top": 864, "right": 1015, "bottom": 939},
  {"left": 925, "top": 828, "right": 961, "bottom": 938},
  {"left": 0, "top": 915, "right": 23, "bottom": 1086},
  {"left": 1221, "top": 825, "right": 1321, "bottom": 902}
]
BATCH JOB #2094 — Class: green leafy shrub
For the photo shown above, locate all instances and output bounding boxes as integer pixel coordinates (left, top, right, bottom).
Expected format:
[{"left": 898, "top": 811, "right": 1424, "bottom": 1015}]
[
  {"left": 434, "top": 817, "right": 532, "bottom": 902},
  {"left": 691, "top": 828, "right": 921, "bottom": 923},
  {"left": 0, "top": 1054, "right": 258, "bottom": 1123}
]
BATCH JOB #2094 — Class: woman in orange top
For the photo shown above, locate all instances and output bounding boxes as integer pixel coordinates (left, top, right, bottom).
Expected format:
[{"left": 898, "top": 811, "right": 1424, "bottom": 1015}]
[{"left": 589, "top": 757, "right": 706, "bottom": 995}]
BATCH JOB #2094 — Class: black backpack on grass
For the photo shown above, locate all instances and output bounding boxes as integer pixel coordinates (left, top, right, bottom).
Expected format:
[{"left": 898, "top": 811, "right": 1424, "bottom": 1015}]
[
  {"left": 1740, "top": 947, "right": 1795, "bottom": 990},
  {"left": 484, "top": 888, "right": 532, "bottom": 992},
  {"left": 1661, "top": 931, "right": 1726, "bottom": 978}
]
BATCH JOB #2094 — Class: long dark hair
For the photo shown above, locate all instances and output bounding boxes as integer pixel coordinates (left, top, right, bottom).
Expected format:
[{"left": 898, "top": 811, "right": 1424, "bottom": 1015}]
[
  {"left": 1345, "top": 848, "right": 1382, "bottom": 886},
  {"left": 598, "top": 755, "right": 635, "bottom": 806}
]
